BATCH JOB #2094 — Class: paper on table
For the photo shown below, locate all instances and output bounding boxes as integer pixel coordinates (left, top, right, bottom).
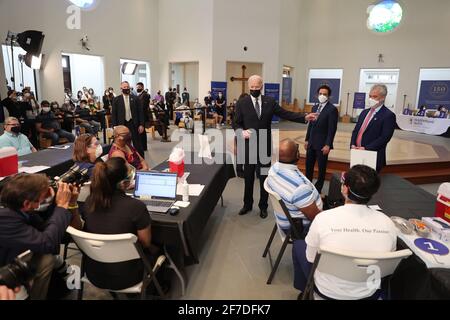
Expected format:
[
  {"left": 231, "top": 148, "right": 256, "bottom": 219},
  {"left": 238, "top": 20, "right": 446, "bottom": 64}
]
[
  {"left": 174, "top": 201, "right": 190, "bottom": 208},
  {"left": 48, "top": 145, "right": 71, "bottom": 150},
  {"left": 176, "top": 184, "right": 205, "bottom": 196},
  {"left": 19, "top": 166, "right": 50, "bottom": 174},
  {"left": 350, "top": 149, "right": 377, "bottom": 170}
]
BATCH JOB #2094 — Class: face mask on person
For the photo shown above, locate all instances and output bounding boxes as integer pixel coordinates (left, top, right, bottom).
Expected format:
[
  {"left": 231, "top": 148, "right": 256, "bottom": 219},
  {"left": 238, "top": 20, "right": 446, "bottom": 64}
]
[
  {"left": 318, "top": 94, "right": 328, "bottom": 104},
  {"left": 250, "top": 90, "right": 261, "bottom": 98},
  {"left": 35, "top": 195, "right": 55, "bottom": 212},
  {"left": 42, "top": 107, "right": 51, "bottom": 113},
  {"left": 368, "top": 98, "right": 380, "bottom": 109},
  {"left": 11, "top": 126, "right": 21, "bottom": 135},
  {"left": 95, "top": 144, "right": 103, "bottom": 158},
  {"left": 122, "top": 89, "right": 131, "bottom": 95}
]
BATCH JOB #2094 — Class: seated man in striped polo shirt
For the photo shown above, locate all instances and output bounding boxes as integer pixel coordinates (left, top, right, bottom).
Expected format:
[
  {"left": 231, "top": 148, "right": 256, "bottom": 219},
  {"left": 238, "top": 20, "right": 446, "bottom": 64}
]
[{"left": 266, "top": 139, "right": 323, "bottom": 295}]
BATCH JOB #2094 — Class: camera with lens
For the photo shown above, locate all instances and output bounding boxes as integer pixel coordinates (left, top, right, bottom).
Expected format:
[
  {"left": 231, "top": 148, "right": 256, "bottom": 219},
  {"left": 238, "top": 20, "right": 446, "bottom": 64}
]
[
  {"left": 0, "top": 251, "right": 34, "bottom": 290},
  {"left": 50, "top": 165, "right": 91, "bottom": 191}
]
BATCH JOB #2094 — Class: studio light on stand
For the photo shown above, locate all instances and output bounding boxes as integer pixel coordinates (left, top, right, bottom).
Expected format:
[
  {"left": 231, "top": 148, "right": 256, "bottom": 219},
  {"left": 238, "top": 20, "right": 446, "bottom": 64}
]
[
  {"left": 5, "top": 30, "right": 45, "bottom": 90},
  {"left": 121, "top": 62, "right": 138, "bottom": 75}
]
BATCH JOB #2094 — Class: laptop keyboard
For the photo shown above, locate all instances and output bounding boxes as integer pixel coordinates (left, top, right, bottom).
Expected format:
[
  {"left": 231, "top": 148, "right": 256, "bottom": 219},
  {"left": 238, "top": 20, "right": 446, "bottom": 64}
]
[{"left": 145, "top": 200, "right": 172, "bottom": 207}]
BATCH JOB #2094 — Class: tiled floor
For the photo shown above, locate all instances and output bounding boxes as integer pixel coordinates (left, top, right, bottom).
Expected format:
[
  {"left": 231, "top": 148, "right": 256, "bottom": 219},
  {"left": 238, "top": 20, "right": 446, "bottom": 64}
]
[{"left": 66, "top": 122, "right": 448, "bottom": 300}]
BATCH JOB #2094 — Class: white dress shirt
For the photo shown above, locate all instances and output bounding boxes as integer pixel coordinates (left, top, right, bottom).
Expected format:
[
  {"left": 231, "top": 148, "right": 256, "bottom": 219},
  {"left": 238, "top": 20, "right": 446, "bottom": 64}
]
[{"left": 124, "top": 95, "right": 131, "bottom": 122}]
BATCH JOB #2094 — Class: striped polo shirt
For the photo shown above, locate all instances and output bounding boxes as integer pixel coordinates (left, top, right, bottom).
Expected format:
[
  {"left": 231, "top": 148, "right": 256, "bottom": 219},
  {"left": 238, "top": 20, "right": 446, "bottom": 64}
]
[{"left": 267, "top": 162, "right": 323, "bottom": 230}]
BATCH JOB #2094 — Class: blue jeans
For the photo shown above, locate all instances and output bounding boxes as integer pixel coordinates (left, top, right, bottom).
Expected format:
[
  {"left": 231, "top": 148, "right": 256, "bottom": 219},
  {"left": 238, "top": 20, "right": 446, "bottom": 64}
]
[
  {"left": 292, "top": 239, "right": 312, "bottom": 292},
  {"left": 44, "top": 130, "right": 75, "bottom": 145}
]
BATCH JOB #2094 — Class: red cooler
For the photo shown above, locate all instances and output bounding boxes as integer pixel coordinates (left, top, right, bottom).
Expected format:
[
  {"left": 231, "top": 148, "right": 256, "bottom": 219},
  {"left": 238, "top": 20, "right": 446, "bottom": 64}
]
[
  {"left": 436, "top": 183, "right": 450, "bottom": 223},
  {"left": 0, "top": 147, "right": 19, "bottom": 177}
]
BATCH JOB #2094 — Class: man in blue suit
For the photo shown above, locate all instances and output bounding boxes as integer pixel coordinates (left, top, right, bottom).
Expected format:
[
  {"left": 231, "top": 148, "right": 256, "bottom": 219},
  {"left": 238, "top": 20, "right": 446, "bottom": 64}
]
[
  {"left": 305, "top": 85, "right": 339, "bottom": 194},
  {"left": 351, "top": 84, "right": 396, "bottom": 172}
]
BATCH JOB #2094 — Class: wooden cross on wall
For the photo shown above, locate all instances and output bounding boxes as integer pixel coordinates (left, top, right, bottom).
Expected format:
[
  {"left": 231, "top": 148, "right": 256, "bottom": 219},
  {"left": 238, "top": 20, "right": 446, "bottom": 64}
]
[{"left": 230, "top": 65, "right": 249, "bottom": 95}]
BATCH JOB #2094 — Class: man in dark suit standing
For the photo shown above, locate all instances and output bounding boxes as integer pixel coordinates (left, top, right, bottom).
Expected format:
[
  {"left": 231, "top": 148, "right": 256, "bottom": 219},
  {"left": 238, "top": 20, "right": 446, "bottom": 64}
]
[
  {"left": 112, "top": 81, "right": 146, "bottom": 158},
  {"left": 351, "top": 84, "right": 396, "bottom": 172},
  {"left": 136, "top": 82, "right": 151, "bottom": 153},
  {"left": 305, "top": 85, "right": 339, "bottom": 194},
  {"left": 235, "top": 75, "right": 317, "bottom": 219}
]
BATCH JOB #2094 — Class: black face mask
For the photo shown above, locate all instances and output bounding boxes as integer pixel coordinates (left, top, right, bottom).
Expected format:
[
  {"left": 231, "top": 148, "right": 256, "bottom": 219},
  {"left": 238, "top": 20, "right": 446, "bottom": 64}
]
[
  {"left": 250, "top": 90, "right": 261, "bottom": 98},
  {"left": 122, "top": 89, "right": 131, "bottom": 95},
  {"left": 11, "top": 126, "right": 21, "bottom": 134}
]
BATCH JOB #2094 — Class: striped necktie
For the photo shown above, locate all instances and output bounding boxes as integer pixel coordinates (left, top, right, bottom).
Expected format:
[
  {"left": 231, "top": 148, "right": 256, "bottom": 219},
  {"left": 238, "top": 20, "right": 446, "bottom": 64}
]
[{"left": 255, "top": 99, "right": 261, "bottom": 119}]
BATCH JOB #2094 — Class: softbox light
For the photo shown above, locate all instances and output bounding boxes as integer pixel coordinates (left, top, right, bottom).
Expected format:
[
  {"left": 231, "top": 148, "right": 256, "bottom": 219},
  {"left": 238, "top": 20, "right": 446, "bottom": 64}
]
[
  {"left": 17, "top": 30, "right": 45, "bottom": 56},
  {"left": 24, "top": 53, "right": 42, "bottom": 70},
  {"left": 122, "top": 62, "right": 138, "bottom": 75}
]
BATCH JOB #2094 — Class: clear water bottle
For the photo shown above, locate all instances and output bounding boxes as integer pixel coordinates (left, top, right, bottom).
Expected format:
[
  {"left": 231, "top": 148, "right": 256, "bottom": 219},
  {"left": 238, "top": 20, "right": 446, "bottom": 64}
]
[{"left": 182, "top": 180, "right": 189, "bottom": 202}]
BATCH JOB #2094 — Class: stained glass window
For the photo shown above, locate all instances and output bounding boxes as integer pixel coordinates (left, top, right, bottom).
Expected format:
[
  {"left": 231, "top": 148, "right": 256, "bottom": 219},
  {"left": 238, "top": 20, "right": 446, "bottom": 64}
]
[{"left": 367, "top": 1, "right": 403, "bottom": 33}]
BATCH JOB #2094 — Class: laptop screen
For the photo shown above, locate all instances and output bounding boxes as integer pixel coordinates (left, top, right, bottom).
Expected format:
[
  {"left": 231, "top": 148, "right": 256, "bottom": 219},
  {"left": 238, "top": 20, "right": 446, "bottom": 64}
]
[{"left": 134, "top": 172, "right": 178, "bottom": 199}]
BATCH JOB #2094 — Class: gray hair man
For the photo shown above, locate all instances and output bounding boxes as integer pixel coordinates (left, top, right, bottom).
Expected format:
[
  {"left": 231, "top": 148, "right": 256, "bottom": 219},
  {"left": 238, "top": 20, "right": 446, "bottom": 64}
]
[{"left": 350, "top": 84, "right": 396, "bottom": 172}]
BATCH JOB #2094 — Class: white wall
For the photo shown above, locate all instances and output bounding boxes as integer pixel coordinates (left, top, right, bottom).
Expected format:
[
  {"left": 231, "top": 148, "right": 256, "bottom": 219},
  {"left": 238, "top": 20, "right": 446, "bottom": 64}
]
[
  {"left": 0, "top": 0, "right": 159, "bottom": 102},
  {"left": 212, "top": 0, "right": 281, "bottom": 84},
  {"left": 296, "top": 0, "right": 450, "bottom": 115},
  {"left": 184, "top": 62, "right": 199, "bottom": 101},
  {"left": 158, "top": 0, "right": 213, "bottom": 100},
  {"left": 279, "top": 0, "right": 302, "bottom": 101}
]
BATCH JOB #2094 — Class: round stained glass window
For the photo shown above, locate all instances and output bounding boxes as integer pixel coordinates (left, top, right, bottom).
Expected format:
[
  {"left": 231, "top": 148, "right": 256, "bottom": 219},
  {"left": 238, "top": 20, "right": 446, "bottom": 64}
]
[
  {"left": 367, "top": 1, "right": 403, "bottom": 33},
  {"left": 68, "top": 0, "right": 98, "bottom": 10}
]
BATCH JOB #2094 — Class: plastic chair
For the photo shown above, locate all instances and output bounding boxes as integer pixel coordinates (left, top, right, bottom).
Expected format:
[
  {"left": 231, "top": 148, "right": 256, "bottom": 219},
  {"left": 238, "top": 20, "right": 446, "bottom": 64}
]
[
  {"left": 66, "top": 227, "right": 167, "bottom": 300},
  {"left": 303, "top": 246, "right": 412, "bottom": 300},
  {"left": 262, "top": 179, "right": 304, "bottom": 285}
]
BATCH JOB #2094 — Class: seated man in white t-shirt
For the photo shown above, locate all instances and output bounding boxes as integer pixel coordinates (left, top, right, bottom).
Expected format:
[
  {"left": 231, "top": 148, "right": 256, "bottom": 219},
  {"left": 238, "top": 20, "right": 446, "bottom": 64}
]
[{"left": 297, "top": 165, "right": 397, "bottom": 300}]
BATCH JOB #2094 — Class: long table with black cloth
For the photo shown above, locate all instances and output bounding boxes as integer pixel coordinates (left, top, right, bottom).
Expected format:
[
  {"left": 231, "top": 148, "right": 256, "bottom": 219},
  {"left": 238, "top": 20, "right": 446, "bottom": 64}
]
[
  {"left": 328, "top": 173, "right": 450, "bottom": 299},
  {"left": 19, "top": 144, "right": 76, "bottom": 178},
  {"left": 150, "top": 152, "right": 235, "bottom": 267},
  {"left": 18, "top": 143, "right": 111, "bottom": 178}
]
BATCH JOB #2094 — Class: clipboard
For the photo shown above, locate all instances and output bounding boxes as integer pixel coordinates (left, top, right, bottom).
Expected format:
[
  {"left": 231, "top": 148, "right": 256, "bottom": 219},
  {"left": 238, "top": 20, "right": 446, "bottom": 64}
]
[{"left": 350, "top": 149, "right": 377, "bottom": 170}]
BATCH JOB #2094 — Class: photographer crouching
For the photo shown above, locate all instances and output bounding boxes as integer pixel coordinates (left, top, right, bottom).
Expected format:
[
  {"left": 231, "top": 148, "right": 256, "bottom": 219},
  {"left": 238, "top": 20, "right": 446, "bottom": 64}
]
[{"left": 0, "top": 174, "right": 82, "bottom": 300}]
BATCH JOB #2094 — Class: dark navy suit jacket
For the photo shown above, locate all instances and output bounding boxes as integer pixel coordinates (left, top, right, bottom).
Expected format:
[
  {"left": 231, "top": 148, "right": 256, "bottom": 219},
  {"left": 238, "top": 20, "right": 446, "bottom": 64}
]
[
  {"left": 351, "top": 106, "right": 396, "bottom": 171},
  {"left": 0, "top": 207, "right": 72, "bottom": 265},
  {"left": 305, "top": 102, "right": 339, "bottom": 151}
]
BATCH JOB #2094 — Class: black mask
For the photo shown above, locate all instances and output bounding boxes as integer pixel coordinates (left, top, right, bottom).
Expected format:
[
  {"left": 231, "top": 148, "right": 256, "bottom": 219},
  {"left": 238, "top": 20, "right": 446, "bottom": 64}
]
[
  {"left": 250, "top": 90, "right": 261, "bottom": 98},
  {"left": 11, "top": 126, "right": 21, "bottom": 134},
  {"left": 122, "top": 89, "right": 131, "bottom": 95}
]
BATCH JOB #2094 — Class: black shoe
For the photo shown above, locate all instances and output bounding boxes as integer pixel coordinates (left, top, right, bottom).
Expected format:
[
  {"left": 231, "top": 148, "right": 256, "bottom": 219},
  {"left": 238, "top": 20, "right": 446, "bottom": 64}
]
[
  {"left": 260, "top": 209, "right": 268, "bottom": 219},
  {"left": 239, "top": 208, "right": 252, "bottom": 216}
]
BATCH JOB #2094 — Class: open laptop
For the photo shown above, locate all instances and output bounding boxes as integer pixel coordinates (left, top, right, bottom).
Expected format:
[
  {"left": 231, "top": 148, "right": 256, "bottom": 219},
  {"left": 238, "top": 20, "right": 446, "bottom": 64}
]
[{"left": 134, "top": 171, "right": 178, "bottom": 213}]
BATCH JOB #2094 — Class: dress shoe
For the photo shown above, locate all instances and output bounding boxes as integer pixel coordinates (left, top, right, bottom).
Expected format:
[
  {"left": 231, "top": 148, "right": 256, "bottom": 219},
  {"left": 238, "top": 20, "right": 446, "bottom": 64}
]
[
  {"left": 260, "top": 209, "right": 268, "bottom": 219},
  {"left": 238, "top": 208, "right": 252, "bottom": 216}
]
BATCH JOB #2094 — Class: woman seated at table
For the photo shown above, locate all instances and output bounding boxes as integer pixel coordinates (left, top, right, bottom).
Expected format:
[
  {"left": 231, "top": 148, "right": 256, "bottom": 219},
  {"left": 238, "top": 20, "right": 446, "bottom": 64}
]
[
  {"left": 83, "top": 157, "right": 157, "bottom": 290},
  {"left": 109, "top": 125, "right": 150, "bottom": 171},
  {"left": 73, "top": 134, "right": 104, "bottom": 178}
]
